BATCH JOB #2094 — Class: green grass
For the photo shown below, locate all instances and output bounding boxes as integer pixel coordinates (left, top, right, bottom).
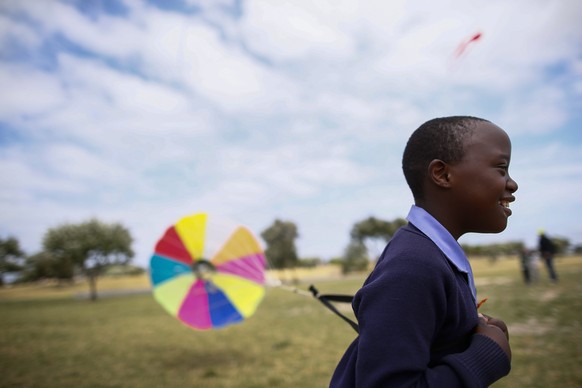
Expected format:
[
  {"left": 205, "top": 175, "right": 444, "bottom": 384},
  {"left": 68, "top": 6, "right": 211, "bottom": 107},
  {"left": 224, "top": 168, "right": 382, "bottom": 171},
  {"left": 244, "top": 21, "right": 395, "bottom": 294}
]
[{"left": 1, "top": 258, "right": 581, "bottom": 387}]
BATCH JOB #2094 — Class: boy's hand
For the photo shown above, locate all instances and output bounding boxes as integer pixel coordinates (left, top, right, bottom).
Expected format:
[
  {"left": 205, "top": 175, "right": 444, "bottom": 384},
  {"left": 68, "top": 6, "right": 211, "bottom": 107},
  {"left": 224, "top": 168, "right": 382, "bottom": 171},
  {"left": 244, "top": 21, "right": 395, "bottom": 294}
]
[
  {"left": 475, "top": 315, "right": 512, "bottom": 361},
  {"left": 480, "top": 314, "right": 509, "bottom": 340}
]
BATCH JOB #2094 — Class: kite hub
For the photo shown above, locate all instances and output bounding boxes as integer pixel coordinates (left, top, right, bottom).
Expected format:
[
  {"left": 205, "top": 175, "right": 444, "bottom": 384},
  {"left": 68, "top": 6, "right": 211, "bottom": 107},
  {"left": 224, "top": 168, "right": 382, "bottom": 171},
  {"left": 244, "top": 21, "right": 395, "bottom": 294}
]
[{"left": 192, "top": 259, "right": 216, "bottom": 280}]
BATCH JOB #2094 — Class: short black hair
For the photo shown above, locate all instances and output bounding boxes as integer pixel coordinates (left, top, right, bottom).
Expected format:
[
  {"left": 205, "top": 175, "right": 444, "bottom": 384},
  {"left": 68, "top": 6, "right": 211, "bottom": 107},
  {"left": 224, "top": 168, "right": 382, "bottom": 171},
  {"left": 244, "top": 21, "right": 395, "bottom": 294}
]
[{"left": 402, "top": 116, "right": 490, "bottom": 201}]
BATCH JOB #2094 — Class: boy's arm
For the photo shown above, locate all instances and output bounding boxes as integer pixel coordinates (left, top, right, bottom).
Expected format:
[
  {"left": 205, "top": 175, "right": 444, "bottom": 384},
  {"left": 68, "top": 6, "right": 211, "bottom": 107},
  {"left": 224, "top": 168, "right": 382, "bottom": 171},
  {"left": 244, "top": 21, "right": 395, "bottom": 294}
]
[
  {"left": 351, "top": 257, "right": 510, "bottom": 388},
  {"left": 443, "top": 321, "right": 511, "bottom": 387}
]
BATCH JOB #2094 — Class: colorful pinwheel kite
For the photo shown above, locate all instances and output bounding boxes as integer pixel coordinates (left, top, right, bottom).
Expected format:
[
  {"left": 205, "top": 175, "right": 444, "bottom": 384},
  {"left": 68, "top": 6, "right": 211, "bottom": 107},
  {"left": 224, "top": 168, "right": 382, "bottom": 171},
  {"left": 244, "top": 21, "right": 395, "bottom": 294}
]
[{"left": 150, "top": 213, "right": 266, "bottom": 330}]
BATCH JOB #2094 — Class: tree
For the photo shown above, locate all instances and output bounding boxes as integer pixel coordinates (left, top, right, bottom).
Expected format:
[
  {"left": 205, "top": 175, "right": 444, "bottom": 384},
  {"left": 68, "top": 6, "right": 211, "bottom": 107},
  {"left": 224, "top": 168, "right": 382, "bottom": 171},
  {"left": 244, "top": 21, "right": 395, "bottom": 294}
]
[
  {"left": 340, "top": 216, "right": 407, "bottom": 274},
  {"left": 43, "top": 219, "right": 134, "bottom": 301},
  {"left": 350, "top": 216, "right": 407, "bottom": 261},
  {"left": 0, "top": 237, "right": 25, "bottom": 287},
  {"left": 550, "top": 237, "right": 570, "bottom": 255},
  {"left": 342, "top": 240, "right": 369, "bottom": 274},
  {"left": 21, "top": 251, "right": 75, "bottom": 284},
  {"left": 260, "top": 219, "right": 299, "bottom": 269},
  {"left": 297, "top": 257, "right": 321, "bottom": 268}
]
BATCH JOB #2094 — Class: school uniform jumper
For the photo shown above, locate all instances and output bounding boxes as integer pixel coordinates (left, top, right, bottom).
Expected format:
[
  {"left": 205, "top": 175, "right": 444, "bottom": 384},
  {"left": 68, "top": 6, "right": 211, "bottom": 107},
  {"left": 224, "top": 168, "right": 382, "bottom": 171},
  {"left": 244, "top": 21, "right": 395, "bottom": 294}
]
[{"left": 330, "top": 206, "right": 510, "bottom": 388}]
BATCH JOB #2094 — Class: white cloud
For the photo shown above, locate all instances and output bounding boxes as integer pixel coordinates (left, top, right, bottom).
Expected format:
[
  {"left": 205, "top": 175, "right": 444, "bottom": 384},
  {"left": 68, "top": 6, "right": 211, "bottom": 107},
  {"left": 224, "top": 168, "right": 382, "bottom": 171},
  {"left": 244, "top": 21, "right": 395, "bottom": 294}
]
[
  {"left": 0, "top": 64, "right": 66, "bottom": 119},
  {"left": 499, "top": 86, "right": 568, "bottom": 135},
  {"left": 57, "top": 54, "right": 193, "bottom": 117},
  {"left": 172, "top": 23, "right": 299, "bottom": 111},
  {"left": 240, "top": 0, "right": 358, "bottom": 62},
  {"left": 20, "top": 0, "right": 144, "bottom": 60},
  {"left": 0, "top": 13, "right": 41, "bottom": 49}
]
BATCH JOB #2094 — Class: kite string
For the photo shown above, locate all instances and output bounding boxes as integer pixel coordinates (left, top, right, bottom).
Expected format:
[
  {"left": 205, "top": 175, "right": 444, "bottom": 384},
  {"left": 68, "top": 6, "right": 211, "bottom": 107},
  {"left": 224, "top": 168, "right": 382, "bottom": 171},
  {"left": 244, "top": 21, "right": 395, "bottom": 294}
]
[
  {"left": 267, "top": 279, "right": 313, "bottom": 298},
  {"left": 257, "top": 244, "right": 316, "bottom": 297}
]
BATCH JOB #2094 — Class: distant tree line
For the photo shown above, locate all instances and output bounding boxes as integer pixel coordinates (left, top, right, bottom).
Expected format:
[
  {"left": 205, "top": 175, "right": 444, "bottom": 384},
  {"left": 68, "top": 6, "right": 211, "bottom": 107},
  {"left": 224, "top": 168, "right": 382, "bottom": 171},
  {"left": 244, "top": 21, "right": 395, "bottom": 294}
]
[
  {"left": 461, "top": 241, "right": 526, "bottom": 258},
  {"left": 2, "top": 215, "right": 576, "bottom": 293},
  {"left": 260, "top": 217, "right": 574, "bottom": 275},
  {"left": 462, "top": 236, "right": 570, "bottom": 258}
]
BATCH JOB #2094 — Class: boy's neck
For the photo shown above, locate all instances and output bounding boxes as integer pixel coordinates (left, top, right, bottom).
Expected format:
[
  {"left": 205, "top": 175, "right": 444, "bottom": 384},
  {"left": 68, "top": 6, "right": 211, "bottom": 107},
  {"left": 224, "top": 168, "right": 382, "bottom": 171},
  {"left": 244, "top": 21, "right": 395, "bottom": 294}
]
[{"left": 414, "top": 201, "right": 461, "bottom": 240}]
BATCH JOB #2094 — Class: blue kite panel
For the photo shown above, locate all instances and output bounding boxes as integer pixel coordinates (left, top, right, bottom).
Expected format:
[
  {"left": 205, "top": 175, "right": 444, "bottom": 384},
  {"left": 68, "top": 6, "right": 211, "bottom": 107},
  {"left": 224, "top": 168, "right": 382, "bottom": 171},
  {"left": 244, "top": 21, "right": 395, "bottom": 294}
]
[
  {"left": 206, "top": 282, "right": 243, "bottom": 328},
  {"left": 150, "top": 254, "right": 191, "bottom": 286}
]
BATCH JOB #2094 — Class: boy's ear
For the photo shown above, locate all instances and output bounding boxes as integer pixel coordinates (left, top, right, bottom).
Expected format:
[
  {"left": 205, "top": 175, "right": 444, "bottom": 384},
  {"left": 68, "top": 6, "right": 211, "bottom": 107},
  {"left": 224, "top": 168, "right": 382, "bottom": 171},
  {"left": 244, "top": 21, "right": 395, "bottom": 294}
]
[{"left": 428, "top": 159, "right": 452, "bottom": 188}]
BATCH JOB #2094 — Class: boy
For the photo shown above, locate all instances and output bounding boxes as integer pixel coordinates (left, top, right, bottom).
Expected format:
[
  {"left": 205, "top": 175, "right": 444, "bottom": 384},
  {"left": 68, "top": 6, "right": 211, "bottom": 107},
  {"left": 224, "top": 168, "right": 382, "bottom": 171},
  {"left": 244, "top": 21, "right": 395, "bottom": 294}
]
[{"left": 331, "top": 116, "right": 516, "bottom": 387}]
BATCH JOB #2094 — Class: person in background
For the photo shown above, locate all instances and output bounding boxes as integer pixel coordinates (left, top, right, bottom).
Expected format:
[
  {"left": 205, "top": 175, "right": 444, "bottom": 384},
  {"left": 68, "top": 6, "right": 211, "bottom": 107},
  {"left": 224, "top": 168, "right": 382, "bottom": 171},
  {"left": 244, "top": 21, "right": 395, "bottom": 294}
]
[
  {"left": 538, "top": 230, "right": 558, "bottom": 283},
  {"left": 519, "top": 247, "right": 532, "bottom": 285}
]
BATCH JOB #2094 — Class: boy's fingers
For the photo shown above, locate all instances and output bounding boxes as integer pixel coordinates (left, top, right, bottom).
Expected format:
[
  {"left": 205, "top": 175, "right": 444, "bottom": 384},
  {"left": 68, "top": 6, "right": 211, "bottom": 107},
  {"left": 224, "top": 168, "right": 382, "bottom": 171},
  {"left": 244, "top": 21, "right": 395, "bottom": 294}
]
[
  {"left": 477, "top": 314, "right": 509, "bottom": 340},
  {"left": 486, "top": 317, "right": 509, "bottom": 340}
]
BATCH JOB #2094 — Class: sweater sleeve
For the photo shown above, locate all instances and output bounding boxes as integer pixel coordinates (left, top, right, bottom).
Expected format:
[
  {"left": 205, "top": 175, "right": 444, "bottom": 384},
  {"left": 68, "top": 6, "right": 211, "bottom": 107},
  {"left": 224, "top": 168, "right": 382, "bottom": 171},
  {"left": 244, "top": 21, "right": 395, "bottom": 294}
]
[
  {"left": 343, "top": 250, "right": 510, "bottom": 387},
  {"left": 442, "top": 334, "right": 511, "bottom": 387}
]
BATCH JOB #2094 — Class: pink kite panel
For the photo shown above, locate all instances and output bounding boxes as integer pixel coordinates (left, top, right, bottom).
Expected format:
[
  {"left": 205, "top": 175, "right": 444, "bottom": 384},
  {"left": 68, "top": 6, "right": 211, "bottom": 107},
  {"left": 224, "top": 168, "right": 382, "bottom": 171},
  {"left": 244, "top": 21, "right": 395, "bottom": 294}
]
[
  {"left": 178, "top": 279, "right": 212, "bottom": 330},
  {"left": 216, "top": 253, "right": 266, "bottom": 284}
]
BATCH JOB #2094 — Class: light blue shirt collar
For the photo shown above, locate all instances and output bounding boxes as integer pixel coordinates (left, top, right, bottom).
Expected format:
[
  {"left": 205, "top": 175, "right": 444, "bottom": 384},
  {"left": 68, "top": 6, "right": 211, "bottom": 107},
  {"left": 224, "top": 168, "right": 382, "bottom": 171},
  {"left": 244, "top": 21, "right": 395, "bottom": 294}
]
[{"left": 406, "top": 205, "right": 477, "bottom": 304}]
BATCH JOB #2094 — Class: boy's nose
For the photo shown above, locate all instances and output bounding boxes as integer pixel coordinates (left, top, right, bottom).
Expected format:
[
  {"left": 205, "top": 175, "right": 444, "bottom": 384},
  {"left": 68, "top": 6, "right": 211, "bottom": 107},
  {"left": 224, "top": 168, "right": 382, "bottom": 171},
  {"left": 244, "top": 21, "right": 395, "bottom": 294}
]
[{"left": 507, "top": 175, "right": 518, "bottom": 193}]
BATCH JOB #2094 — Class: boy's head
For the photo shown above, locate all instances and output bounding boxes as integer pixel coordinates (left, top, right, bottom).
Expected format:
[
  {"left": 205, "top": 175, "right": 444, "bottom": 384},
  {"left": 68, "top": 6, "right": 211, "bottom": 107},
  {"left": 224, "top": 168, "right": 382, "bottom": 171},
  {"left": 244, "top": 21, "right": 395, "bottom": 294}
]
[
  {"left": 403, "top": 116, "right": 518, "bottom": 238},
  {"left": 402, "top": 116, "right": 488, "bottom": 202}
]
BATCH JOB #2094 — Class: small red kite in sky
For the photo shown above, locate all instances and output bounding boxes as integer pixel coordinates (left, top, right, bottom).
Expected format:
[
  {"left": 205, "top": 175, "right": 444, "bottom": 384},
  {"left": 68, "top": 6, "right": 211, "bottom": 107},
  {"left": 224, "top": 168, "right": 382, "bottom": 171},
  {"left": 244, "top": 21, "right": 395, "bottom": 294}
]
[{"left": 454, "top": 32, "right": 483, "bottom": 59}]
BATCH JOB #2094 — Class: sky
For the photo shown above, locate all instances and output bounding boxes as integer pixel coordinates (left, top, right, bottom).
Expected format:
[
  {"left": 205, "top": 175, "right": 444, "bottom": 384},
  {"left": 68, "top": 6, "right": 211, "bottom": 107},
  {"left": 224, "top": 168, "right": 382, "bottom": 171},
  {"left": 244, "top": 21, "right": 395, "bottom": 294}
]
[{"left": 1, "top": 0, "right": 581, "bottom": 269}]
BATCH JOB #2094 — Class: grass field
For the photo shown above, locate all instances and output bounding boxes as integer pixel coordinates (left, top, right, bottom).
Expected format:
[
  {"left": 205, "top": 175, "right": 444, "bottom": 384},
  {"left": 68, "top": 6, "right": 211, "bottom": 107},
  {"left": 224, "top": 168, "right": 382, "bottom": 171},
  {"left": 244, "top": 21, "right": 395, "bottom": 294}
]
[{"left": 1, "top": 257, "right": 581, "bottom": 387}]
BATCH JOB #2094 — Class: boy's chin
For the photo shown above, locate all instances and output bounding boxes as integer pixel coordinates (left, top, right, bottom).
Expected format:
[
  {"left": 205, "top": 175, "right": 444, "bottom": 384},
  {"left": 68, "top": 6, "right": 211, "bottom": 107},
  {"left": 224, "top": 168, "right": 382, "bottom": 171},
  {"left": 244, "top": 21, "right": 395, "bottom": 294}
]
[
  {"left": 472, "top": 223, "right": 508, "bottom": 234},
  {"left": 486, "top": 224, "right": 508, "bottom": 234}
]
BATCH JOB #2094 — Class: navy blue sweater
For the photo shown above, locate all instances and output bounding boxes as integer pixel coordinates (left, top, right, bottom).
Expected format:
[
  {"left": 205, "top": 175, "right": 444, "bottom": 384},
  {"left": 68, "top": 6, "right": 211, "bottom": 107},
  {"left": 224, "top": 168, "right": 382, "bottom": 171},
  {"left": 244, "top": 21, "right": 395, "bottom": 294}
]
[{"left": 330, "top": 224, "right": 510, "bottom": 387}]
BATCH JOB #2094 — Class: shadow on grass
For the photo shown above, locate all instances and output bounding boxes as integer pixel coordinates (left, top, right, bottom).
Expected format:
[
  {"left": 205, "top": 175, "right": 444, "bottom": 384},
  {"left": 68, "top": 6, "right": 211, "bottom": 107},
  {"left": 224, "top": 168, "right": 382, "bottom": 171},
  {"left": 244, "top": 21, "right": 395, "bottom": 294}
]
[{"left": 147, "top": 345, "right": 250, "bottom": 372}]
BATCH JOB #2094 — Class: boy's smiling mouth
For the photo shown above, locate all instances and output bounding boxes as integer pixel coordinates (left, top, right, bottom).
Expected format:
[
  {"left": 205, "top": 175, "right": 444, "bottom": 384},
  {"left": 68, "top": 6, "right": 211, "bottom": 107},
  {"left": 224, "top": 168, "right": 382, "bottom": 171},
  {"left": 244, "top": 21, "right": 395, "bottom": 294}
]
[{"left": 499, "top": 198, "right": 514, "bottom": 217}]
